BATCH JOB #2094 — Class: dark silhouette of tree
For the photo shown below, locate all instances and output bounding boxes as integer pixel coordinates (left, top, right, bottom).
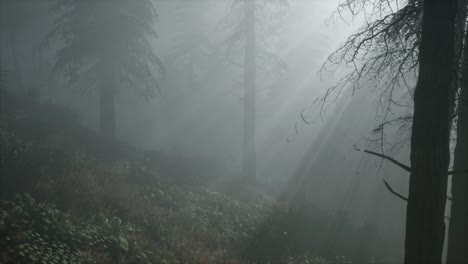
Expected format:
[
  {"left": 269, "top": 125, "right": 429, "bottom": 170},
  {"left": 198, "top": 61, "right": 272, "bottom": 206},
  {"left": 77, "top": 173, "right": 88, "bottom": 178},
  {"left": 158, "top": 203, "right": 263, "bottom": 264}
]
[
  {"left": 0, "top": 67, "right": 4, "bottom": 120},
  {"left": 323, "top": 0, "right": 462, "bottom": 262},
  {"left": 0, "top": 0, "right": 4, "bottom": 120},
  {"left": 401, "top": 0, "right": 457, "bottom": 262},
  {"left": 2, "top": 0, "right": 26, "bottom": 93},
  {"left": 243, "top": 0, "right": 257, "bottom": 184},
  {"left": 0, "top": 1, "right": 53, "bottom": 102},
  {"left": 50, "top": 0, "right": 163, "bottom": 139},
  {"left": 223, "top": 0, "right": 287, "bottom": 184},
  {"left": 447, "top": 20, "right": 468, "bottom": 264}
]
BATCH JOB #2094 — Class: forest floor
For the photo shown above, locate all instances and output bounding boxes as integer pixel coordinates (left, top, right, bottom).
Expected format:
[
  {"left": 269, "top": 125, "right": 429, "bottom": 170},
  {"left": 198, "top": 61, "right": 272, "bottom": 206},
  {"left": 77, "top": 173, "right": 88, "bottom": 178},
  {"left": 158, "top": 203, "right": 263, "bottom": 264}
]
[{"left": 0, "top": 93, "right": 392, "bottom": 264}]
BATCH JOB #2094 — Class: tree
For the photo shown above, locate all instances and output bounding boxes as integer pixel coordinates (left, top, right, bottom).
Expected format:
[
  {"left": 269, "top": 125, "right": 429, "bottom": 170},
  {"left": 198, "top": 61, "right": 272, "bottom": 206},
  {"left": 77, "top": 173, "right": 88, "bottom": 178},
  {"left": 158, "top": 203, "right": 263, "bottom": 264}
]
[
  {"left": 447, "top": 18, "right": 468, "bottom": 264},
  {"left": 51, "top": 0, "right": 163, "bottom": 139},
  {"left": 223, "top": 0, "right": 287, "bottom": 184},
  {"left": 0, "top": 0, "right": 6, "bottom": 119},
  {"left": 403, "top": 0, "right": 457, "bottom": 262},
  {"left": 0, "top": 1, "right": 54, "bottom": 101},
  {"left": 0, "top": 67, "right": 4, "bottom": 120},
  {"left": 7, "top": 1, "right": 23, "bottom": 94},
  {"left": 322, "top": 0, "right": 460, "bottom": 262},
  {"left": 350, "top": 1, "right": 468, "bottom": 261},
  {"left": 243, "top": 0, "right": 257, "bottom": 184}
]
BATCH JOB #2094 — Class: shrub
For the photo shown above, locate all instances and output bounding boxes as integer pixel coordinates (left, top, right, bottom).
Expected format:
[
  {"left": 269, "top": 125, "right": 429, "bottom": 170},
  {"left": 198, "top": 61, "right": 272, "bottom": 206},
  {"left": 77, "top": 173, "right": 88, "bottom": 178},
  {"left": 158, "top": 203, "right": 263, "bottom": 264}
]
[{"left": 0, "top": 194, "right": 154, "bottom": 264}]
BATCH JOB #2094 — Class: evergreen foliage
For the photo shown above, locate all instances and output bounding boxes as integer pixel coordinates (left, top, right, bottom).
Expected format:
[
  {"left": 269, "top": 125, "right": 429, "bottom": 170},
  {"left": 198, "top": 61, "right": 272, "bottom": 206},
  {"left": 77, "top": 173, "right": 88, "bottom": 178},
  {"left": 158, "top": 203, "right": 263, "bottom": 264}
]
[{"left": 51, "top": 0, "right": 163, "bottom": 96}]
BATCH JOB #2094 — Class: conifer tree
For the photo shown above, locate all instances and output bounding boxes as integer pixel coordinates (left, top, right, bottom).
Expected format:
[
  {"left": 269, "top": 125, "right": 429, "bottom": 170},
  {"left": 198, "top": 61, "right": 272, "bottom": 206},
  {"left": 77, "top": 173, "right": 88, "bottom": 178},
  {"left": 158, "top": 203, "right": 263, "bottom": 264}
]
[{"left": 51, "top": 0, "right": 163, "bottom": 138}]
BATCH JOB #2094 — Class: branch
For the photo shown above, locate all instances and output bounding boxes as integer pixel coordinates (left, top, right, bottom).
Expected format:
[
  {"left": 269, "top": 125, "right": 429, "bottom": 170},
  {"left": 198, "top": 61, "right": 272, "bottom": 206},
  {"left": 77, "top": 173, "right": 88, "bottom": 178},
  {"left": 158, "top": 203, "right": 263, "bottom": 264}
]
[
  {"left": 355, "top": 147, "right": 468, "bottom": 175},
  {"left": 448, "top": 170, "right": 468, "bottom": 175},
  {"left": 354, "top": 145, "right": 411, "bottom": 172},
  {"left": 384, "top": 180, "right": 453, "bottom": 202},
  {"left": 383, "top": 180, "right": 408, "bottom": 201},
  {"left": 300, "top": 109, "right": 315, "bottom": 125}
]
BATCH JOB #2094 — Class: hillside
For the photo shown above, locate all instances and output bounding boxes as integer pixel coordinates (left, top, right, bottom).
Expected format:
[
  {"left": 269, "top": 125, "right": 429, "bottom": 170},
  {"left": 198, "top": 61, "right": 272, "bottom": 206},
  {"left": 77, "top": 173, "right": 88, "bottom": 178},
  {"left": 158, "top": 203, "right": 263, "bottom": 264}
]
[{"left": 0, "top": 93, "right": 394, "bottom": 264}]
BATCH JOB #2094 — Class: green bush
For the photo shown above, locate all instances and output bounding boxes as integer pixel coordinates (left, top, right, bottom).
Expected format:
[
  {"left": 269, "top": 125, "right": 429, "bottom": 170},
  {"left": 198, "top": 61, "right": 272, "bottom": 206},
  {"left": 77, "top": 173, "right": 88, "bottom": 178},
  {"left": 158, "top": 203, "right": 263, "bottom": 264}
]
[
  {"left": 0, "top": 125, "right": 33, "bottom": 166},
  {"left": 0, "top": 194, "right": 153, "bottom": 264}
]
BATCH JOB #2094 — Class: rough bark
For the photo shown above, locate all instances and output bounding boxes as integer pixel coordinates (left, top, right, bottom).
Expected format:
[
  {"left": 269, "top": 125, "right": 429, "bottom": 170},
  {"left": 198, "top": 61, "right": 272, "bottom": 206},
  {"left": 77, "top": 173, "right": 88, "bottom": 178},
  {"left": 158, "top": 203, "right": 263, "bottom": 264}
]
[
  {"left": 446, "top": 16, "right": 468, "bottom": 263},
  {"left": 243, "top": 0, "right": 257, "bottom": 183},
  {"left": 404, "top": 0, "right": 458, "bottom": 263}
]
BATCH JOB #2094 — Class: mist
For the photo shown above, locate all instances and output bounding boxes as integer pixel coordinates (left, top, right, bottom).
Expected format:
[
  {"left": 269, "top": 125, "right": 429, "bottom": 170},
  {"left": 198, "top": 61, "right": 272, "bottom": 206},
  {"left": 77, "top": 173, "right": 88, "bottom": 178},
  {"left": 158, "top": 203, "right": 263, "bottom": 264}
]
[{"left": 1, "top": 0, "right": 464, "bottom": 263}]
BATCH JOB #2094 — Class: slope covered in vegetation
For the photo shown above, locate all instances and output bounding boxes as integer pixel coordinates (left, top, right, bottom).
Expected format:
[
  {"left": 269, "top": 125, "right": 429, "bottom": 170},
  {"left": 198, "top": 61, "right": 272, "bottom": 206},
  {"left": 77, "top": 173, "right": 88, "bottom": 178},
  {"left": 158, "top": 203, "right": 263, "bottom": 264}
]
[{"left": 0, "top": 93, "right": 392, "bottom": 264}]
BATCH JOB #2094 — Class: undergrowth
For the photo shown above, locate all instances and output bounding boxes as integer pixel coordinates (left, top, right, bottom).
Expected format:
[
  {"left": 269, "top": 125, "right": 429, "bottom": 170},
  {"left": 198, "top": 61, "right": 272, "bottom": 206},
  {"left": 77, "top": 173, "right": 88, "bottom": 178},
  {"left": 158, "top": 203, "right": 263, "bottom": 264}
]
[{"left": 0, "top": 94, "right": 388, "bottom": 263}]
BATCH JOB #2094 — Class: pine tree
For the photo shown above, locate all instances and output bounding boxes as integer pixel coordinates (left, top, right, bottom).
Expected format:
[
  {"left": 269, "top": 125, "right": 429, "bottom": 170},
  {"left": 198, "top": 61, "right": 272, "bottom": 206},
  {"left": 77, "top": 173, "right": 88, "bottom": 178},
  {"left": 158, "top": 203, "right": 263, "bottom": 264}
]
[
  {"left": 51, "top": 0, "right": 163, "bottom": 139},
  {"left": 224, "top": 0, "right": 287, "bottom": 185}
]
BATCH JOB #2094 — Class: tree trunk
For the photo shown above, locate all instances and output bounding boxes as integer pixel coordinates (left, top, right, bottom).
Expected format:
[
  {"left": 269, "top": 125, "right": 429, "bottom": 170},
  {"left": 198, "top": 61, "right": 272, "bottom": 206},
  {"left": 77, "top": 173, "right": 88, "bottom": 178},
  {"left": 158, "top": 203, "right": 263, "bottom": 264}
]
[
  {"left": 0, "top": 0, "right": 6, "bottom": 120},
  {"left": 99, "top": 70, "right": 116, "bottom": 140},
  {"left": 404, "top": 0, "right": 458, "bottom": 263},
  {"left": 243, "top": 0, "right": 257, "bottom": 184},
  {"left": 8, "top": 2, "right": 23, "bottom": 93},
  {"left": 446, "top": 15, "right": 468, "bottom": 263},
  {"left": 0, "top": 68, "right": 3, "bottom": 121}
]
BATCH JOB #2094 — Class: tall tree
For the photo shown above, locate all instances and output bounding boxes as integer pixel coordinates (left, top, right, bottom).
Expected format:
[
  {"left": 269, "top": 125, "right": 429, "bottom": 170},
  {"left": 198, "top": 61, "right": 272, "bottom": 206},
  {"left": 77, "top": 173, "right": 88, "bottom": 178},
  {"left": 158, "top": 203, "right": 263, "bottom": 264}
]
[
  {"left": 223, "top": 0, "right": 286, "bottom": 184},
  {"left": 447, "top": 15, "right": 468, "bottom": 263},
  {"left": 0, "top": 0, "right": 6, "bottom": 119},
  {"left": 0, "top": 1, "right": 54, "bottom": 101},
  {"left": 1, "top": 0, "right": 24, "bottom": 93},
  {"left": 405, "top": 0, "right": 457, "bottom": 263},
  {"left": 323, "top": 0, "right": 468, "bottom": 261},
  {"left": 243, "top": 0, "right": 257, "bottom": 183},
  {"left": 0, "top": 67, "right": 4, "bottom": 120},
  {"left": 51, "top": 0, "right": 163, "bottom": 139}
]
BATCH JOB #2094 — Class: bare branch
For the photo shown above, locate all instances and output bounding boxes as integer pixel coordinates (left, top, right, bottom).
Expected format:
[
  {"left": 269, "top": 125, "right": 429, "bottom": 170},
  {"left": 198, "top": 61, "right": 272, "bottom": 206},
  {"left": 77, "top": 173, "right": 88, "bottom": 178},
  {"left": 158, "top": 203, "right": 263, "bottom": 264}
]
[
  {"left": 383, "top": 180, "right": 453, "bottom": 204},
  {"left": 300, "top": 109, "right": 316, "bottom": 125},
  {"left": 354, "top": 145, "right": 411, "bottom": 172},
  {"left": 448, "top": 170, "right": 468, "bottom": 175},
  {"left": 383, "top": 180, "right": 408, "bottom": 201},
  {"left": 355, "top": 146, "right": 468, "bottom": 176}
]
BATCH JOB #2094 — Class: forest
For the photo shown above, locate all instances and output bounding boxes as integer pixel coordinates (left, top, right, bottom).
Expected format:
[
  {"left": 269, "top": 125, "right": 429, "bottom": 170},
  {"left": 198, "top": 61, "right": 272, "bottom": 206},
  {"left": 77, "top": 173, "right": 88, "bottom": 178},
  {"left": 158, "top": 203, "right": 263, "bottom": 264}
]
[{"left": 0, "top": 0, "right": 466, "bottom": 263}]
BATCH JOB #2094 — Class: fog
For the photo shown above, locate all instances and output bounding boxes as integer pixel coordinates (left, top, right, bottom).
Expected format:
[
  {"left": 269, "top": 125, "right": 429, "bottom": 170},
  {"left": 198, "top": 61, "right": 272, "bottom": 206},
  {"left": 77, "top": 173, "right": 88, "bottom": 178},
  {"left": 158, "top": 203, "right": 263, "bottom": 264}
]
[{"left": 0, "top": 1, "right": 424, "bottom": 263}]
